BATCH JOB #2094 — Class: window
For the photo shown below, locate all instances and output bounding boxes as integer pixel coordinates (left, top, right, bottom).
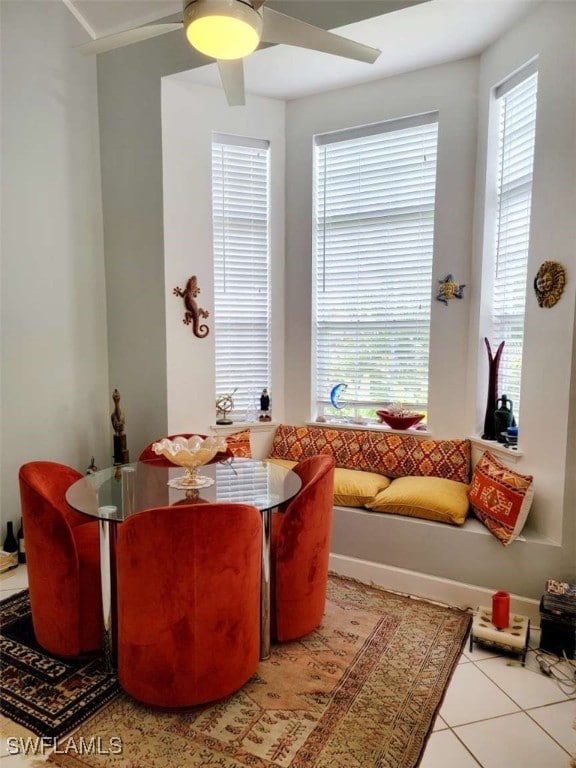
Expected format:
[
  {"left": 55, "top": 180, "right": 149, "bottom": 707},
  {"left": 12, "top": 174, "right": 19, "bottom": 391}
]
[
  {"left": 212, "top": 133, "right": 271, "bottom": 417},
  {"left": 489, "top": 63, "right": 538, "bottom": 416},
  {"left": 312, "top": 113, "right": 438, "bottom": 420}
]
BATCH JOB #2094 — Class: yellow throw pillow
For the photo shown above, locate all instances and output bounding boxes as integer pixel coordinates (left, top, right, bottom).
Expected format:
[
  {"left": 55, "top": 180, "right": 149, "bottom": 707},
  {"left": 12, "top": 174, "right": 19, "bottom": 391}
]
[
  {"left": 268, "top": 460, "right": 389, "bottom": 507},
  {"left": 333, "top": 468, "right": 391, "bottom": 507},
  {"left": 365, "top": 476, "right": 470, "bottom": 525}
]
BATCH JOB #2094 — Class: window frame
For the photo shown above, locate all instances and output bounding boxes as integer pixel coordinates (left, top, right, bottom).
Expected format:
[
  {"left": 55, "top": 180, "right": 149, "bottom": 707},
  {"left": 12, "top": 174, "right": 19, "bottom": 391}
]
[
  {"left": 211, "top": 132, "right": 272, "bottom": 420},
  {"left": 485, "top": 60, "right": 539, "bottom": 421},
  {"left": 311, "top": 112, "right": 440, "bottom": 422}
]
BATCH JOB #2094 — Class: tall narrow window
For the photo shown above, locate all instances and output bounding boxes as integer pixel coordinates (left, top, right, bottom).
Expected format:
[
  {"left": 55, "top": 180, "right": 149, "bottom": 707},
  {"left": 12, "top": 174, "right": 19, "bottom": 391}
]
[
  {"left": 491, "top": 63, "right": 538, "bottom": 415},
  {"left": 313, "top": 113, "right": 438, "bottom": 420},
  {"left": 212, "top": 133, "right": 271, "bottom": 417}
]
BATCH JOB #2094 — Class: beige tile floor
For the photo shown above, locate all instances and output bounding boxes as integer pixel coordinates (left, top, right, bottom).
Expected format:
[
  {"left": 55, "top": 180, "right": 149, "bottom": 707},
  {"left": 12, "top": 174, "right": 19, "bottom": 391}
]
[{"left": 1, "top": 565, "right": 574, "bottom": 767}]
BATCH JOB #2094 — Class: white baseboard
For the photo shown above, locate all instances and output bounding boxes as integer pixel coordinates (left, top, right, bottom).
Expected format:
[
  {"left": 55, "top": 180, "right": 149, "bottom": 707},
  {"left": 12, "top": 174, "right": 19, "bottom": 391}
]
[{"left": 329, "top": 553, "right": 542, "bottom": 626}]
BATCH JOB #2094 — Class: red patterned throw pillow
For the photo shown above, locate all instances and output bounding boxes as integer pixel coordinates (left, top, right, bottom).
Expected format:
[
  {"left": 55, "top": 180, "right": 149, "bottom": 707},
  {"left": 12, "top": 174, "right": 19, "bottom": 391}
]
[
  {"left": 269, "top": 424, "right": 365, "bottom": 469},
  {"left": 358, "top": 432, "right": 471, "bottom": 484},
  {"left": 468, "top": 451, "right": 534, "bottom": 546},
  {"left": 226, "top": 430, "right": 252, "bottom": 458}
]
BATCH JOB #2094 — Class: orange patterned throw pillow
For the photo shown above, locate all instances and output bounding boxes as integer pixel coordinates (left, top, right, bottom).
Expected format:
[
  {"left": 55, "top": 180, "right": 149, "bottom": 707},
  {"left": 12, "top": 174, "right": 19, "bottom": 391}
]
[
  {"left": 226, "top": 430, "right": 252, "bottom": 458},
  {"left": 468, "top": 451, "right": 534, "bottom": 546},
  {"left": 358, "top": 432, "right": 471, "bottom": 484},
  {"left": 269, "top": 424, "right": 365, "bottom": 469}
]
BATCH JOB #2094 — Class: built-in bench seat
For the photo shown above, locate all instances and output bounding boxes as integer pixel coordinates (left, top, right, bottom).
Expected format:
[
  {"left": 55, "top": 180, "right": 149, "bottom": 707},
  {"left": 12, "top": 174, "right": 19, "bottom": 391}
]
[
  {"left": 264, "top": 424, "right": 547, "bottom": 620},
  {"left": 267, "top": 423, "right": 472, "bottom": 526}
]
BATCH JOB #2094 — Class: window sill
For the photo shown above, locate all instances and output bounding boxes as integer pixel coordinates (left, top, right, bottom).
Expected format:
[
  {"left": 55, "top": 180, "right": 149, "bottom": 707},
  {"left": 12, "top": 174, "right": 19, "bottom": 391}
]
[
  {"left": 210, "top": 421, "right": 278, "bottom": 433},
  {"left": 306, "top": 420, "right": 433, "bottom": 437},
  {"left": 469, "top": 436, "right": 524, "bottom": 460}
]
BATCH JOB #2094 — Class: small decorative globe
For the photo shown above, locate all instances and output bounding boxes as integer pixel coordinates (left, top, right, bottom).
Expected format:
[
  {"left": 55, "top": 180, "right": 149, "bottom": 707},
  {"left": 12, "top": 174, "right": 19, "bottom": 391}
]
[{"left": 216, "top": 392, "right": 235, "bottom": 424}]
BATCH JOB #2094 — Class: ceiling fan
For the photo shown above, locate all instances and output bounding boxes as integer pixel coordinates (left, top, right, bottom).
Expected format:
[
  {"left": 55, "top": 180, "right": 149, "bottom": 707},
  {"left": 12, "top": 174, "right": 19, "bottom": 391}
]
[{"left": 76, "top": 0, "right": 382, "bottom": 106}]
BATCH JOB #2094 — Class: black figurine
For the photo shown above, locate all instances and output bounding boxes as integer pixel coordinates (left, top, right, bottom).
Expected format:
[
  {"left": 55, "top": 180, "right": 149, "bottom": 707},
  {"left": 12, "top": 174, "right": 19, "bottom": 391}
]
[{"left": 259, "top": 389, "right": 271, "bottom": 422}]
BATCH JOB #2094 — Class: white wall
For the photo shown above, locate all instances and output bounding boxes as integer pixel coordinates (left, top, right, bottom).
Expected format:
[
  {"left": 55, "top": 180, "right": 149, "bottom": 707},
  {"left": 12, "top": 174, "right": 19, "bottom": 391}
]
[
  {"left": 16, "top": 0, "right": 568, "bottom": 601},
  {"left": 0, "top": 1, "right": 109, "bottom": 528},
  {"left": 470, "top": 0, "right": 576, "bottom": 543},
  {"left": 94, "top": 1, "right": 352, "bottom": 461},
  {"left": 285, "top": 59, "right": 478, "bottom": 435},
  {"left": 285, "top": 2, "right": 576, "bottom": 599},
  {"left": 161, "top": 79, "right": 286, "bottom": 437},
  {"left": 95, "top": 32, "right": 204, "bottom": 462}
]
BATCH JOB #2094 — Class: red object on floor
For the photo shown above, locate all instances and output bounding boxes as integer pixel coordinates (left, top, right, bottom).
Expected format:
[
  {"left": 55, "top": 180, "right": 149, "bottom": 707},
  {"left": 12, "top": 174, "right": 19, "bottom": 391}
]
[
  {"left": 271, "top": 454, "right": 335, "bottom": 642},
  {"left": 116, "top": 502, "right": 262, "bottom": 708},
  {"left": 18, "top": 461, "right": 103, "bottom": 656},
  {"left": 492, "top": 590, "right": 510, "bottom": 629}
]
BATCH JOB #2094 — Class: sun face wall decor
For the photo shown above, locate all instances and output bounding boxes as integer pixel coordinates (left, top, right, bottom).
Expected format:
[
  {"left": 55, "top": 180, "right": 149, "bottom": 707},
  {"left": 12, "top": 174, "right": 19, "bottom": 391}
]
[{"left": 533, "top": 261, "right": 566, "bottom": 308}]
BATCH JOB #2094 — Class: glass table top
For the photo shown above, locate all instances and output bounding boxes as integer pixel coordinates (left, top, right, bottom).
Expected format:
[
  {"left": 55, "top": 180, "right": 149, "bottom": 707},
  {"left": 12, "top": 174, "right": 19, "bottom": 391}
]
[{"left": 66, "top": 458, "right": 301, "bottom": 522}]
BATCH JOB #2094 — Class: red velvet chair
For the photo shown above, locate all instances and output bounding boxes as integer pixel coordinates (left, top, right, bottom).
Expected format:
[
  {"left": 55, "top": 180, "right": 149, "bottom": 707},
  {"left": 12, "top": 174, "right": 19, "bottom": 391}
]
[
  {"left": 271, "top": 454, "right": 335, "bottom": 642},
  {"left": 116, "top": 502, "right": 262, "bottom": 708},
  {"left": 18, "top": 461, "right": 102, "bottom": 656}
]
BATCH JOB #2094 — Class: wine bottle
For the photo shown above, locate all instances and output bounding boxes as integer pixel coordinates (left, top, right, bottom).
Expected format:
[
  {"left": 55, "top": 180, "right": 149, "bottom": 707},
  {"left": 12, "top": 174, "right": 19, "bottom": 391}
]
[
  {"left": 3, "top": 522, "right": 18, "bottom": 569},
  {"left": 17, "top": 518, "right": 26, "bottom": 564}
]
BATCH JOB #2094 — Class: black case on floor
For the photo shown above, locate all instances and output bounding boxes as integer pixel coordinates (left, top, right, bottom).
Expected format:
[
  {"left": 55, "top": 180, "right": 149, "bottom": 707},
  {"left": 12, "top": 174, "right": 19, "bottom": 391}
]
[{"left": 539, "top": 597, "right": 576, "bottom": 659}]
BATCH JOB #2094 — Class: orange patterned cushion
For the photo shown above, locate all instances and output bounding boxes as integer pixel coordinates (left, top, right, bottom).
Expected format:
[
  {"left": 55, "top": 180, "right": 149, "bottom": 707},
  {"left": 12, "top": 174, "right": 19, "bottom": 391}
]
[
  {"left": 468, "top": 451, "right": 534, "bottom": 546},
  {"left": 226, "top": 430, "right": 252, "bottom": 458},
  {"left": 358, "top": 432, "right": 470, "bottom": 483},
  {"left": 269, "top": 425, "right": 365, "bottom": 469}
]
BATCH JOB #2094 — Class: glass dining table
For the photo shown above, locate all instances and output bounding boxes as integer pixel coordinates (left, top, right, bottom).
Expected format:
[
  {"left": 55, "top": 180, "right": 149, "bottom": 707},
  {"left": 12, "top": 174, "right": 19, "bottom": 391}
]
[{"left": 65, "top": 458, "right": 301, "bottom": 673}]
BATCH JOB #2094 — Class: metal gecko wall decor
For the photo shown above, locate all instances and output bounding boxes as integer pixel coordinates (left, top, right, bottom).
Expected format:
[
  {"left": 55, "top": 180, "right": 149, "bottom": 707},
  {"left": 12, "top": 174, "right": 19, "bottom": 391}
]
[{"left": 173, "top": 276, "right": 210, "bottom": 338}]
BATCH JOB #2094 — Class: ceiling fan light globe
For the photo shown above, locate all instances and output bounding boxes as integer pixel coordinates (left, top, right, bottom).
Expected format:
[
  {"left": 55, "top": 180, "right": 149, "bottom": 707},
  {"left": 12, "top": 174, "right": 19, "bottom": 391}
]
[
  {"left": 184, "top": 0, "right": 262, "bottom": 60},
  {"left": 187, "top": 16, "right": 259, "bottom": 59}
]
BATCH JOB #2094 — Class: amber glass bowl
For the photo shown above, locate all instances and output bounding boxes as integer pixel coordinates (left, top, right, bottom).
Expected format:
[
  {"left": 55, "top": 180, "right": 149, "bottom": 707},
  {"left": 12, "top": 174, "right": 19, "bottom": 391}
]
[{"left": 152, "top": 435, "right": 228, "bottom": 488}]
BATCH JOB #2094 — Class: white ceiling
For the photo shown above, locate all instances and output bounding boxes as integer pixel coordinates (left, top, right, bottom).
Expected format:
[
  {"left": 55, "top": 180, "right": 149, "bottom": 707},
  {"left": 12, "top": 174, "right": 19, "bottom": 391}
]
[
  {"left": 65, "top": 0, "right": 540, "bottom": 100},
  {"left": 65, "top": 1, "right": 183, "bottom": 38}
]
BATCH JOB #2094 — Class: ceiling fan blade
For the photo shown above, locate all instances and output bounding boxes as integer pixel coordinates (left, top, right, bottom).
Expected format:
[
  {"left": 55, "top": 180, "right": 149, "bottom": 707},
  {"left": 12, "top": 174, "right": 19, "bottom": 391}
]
[
  {"left": 261, "top": 8, "right": 381, "bottom": 64},
  {"left": 217, "top": 59, "right": 246, "bottom": 106},
  {"left": 76, "top": 23, "right": 183, "bottom": 56}
]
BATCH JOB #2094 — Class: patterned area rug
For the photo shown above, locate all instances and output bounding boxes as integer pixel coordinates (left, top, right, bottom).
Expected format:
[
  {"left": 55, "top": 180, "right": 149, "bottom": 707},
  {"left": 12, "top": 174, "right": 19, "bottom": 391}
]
[
  {"left": 45, "top": 576, "right": 471, "bottom": 768},
  {"left": 0, "top": 591, "right": 120, "bottom": 738}
]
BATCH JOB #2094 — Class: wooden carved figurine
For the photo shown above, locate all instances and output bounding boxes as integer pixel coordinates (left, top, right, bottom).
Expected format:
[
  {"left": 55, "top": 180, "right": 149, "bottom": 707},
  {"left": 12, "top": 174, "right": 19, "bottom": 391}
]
[
  {"left": 111, "top": 389, "right": 129, "bottom": 464},
  {"left": 173, "top": 276, "right": 210, "bottom": 338},
  {"left": 111, "top": 388, "right": 125, "bottom": 435}
]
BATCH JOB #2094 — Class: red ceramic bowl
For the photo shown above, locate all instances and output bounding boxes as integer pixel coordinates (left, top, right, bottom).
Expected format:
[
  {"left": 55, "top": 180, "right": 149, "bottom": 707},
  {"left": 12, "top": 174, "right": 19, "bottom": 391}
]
[{"left": 376, "top": 411, "right": 424, "bottom": 430}]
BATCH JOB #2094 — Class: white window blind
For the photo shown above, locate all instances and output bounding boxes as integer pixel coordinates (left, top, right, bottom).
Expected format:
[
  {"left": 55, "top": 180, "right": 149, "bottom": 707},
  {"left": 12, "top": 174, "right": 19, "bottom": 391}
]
[
  {"left": 313, "top": 113, "right": 438, "bottom": 416},
  {"left": 212, "top": 133, "right": 271, "bottom": 416},
  {"left": 491, "top": 64, "right": 538, "bottom": 416}
]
